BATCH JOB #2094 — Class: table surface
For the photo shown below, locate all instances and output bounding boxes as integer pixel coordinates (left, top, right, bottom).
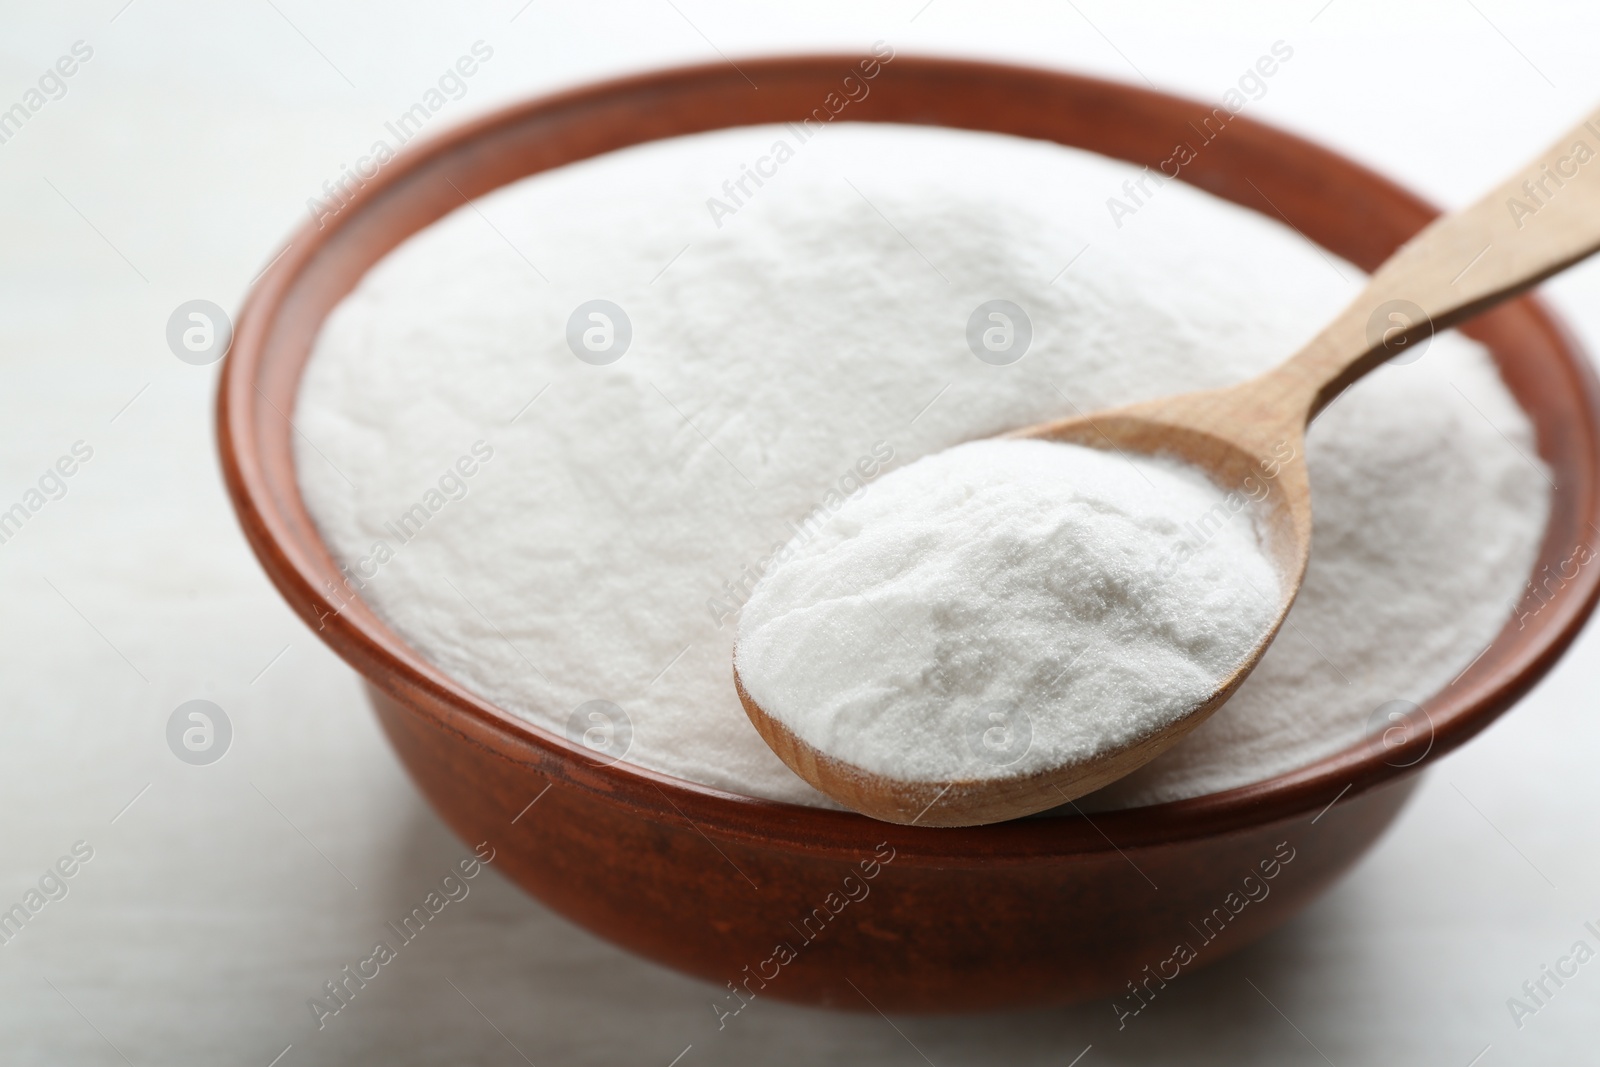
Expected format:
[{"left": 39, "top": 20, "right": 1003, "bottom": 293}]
[{"left": 3, "top": 2, "right": 1598, "bottom": 1064}]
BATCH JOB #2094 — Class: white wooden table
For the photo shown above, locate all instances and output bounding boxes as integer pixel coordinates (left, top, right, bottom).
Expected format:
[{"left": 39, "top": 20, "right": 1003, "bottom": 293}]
[{"left": 1, "top": 2, "right": 1596, "bottom": 1062}]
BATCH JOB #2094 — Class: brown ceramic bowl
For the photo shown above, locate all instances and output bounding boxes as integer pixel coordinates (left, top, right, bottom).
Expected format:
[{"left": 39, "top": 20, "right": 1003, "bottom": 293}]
[{"left": 218, "top": 56, "right": 1600, "bottom": 1012}]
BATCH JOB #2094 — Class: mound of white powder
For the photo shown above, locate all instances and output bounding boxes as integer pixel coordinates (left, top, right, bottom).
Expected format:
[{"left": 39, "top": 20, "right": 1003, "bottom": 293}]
[
  {"left": 294, "top": 122, "right": 1549, "bottom": 810},
  {"left": 735, "top": 439, "right": 1281, "bottom": 783}
]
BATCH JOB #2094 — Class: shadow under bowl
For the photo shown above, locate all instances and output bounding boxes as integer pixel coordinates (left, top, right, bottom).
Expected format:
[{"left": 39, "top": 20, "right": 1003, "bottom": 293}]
[{"left": 217, "top": 55, "right": 1600, "bottom": 1012}]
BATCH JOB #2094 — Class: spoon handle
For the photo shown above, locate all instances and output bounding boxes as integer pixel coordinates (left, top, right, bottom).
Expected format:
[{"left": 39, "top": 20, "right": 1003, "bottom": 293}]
[{"left": 1273, "top": 105, "right": 1600, "bottom": 419}]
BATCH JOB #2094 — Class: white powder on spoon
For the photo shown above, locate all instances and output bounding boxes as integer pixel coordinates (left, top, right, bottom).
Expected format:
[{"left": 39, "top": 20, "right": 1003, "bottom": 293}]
[
  {"left": 734, "top": 438, "right": 1282, "bottom": 783},
  {"left": 293, "top": 122, "right": 1549, "bottom": 811}
]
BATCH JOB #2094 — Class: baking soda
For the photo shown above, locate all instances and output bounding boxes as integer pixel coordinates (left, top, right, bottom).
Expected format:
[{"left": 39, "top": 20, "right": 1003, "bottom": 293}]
[
  {"left": 294, "top": 122, "right": 1549, "bottom": 810},
  {"left": 734, "top": 439, "right": 1281, "bottom": 782}
]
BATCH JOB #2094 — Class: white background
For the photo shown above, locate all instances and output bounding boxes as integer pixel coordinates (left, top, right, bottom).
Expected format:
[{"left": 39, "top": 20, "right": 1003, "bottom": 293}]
[{"left": 1, "top": 1, "right": 1598, "bottom": 1064}]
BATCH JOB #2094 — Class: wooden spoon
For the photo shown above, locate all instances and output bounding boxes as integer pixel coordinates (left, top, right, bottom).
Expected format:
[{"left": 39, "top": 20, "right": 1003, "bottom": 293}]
[{"left": 735, "top": 106, "right": 1600, "bottom": 827}]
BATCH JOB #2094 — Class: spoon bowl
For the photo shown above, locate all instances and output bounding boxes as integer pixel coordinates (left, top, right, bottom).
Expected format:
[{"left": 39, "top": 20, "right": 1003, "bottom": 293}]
[
  {"left": 735, "top": 386, "right": 1313, "bottom": 826},
  {"left": 738, "top": 103, "right": 1600, "bottom": 826},
  {"left": 217, "top": 53, "right": 1600, "bottom": 1007}
]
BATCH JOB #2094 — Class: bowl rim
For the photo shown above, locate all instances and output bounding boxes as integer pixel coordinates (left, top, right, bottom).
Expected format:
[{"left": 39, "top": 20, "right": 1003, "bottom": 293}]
[{"left": 217, "top": 53, "right": 1600, "bottom": 863}]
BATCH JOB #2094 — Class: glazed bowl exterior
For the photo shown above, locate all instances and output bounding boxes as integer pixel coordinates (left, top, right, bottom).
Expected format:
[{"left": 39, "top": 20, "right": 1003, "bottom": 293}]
[{"left": 217, "top": 56, "right": 1600, "bottom": 1011}]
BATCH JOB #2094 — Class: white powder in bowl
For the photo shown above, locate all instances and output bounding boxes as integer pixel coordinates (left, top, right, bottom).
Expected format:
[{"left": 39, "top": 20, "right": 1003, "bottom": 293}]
[
  {"left": 734, "top": 438, "right": 1281, "bottom": 783},
  {"left": 293, "top": 122, "right": 1549, "bottom": 811}
]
